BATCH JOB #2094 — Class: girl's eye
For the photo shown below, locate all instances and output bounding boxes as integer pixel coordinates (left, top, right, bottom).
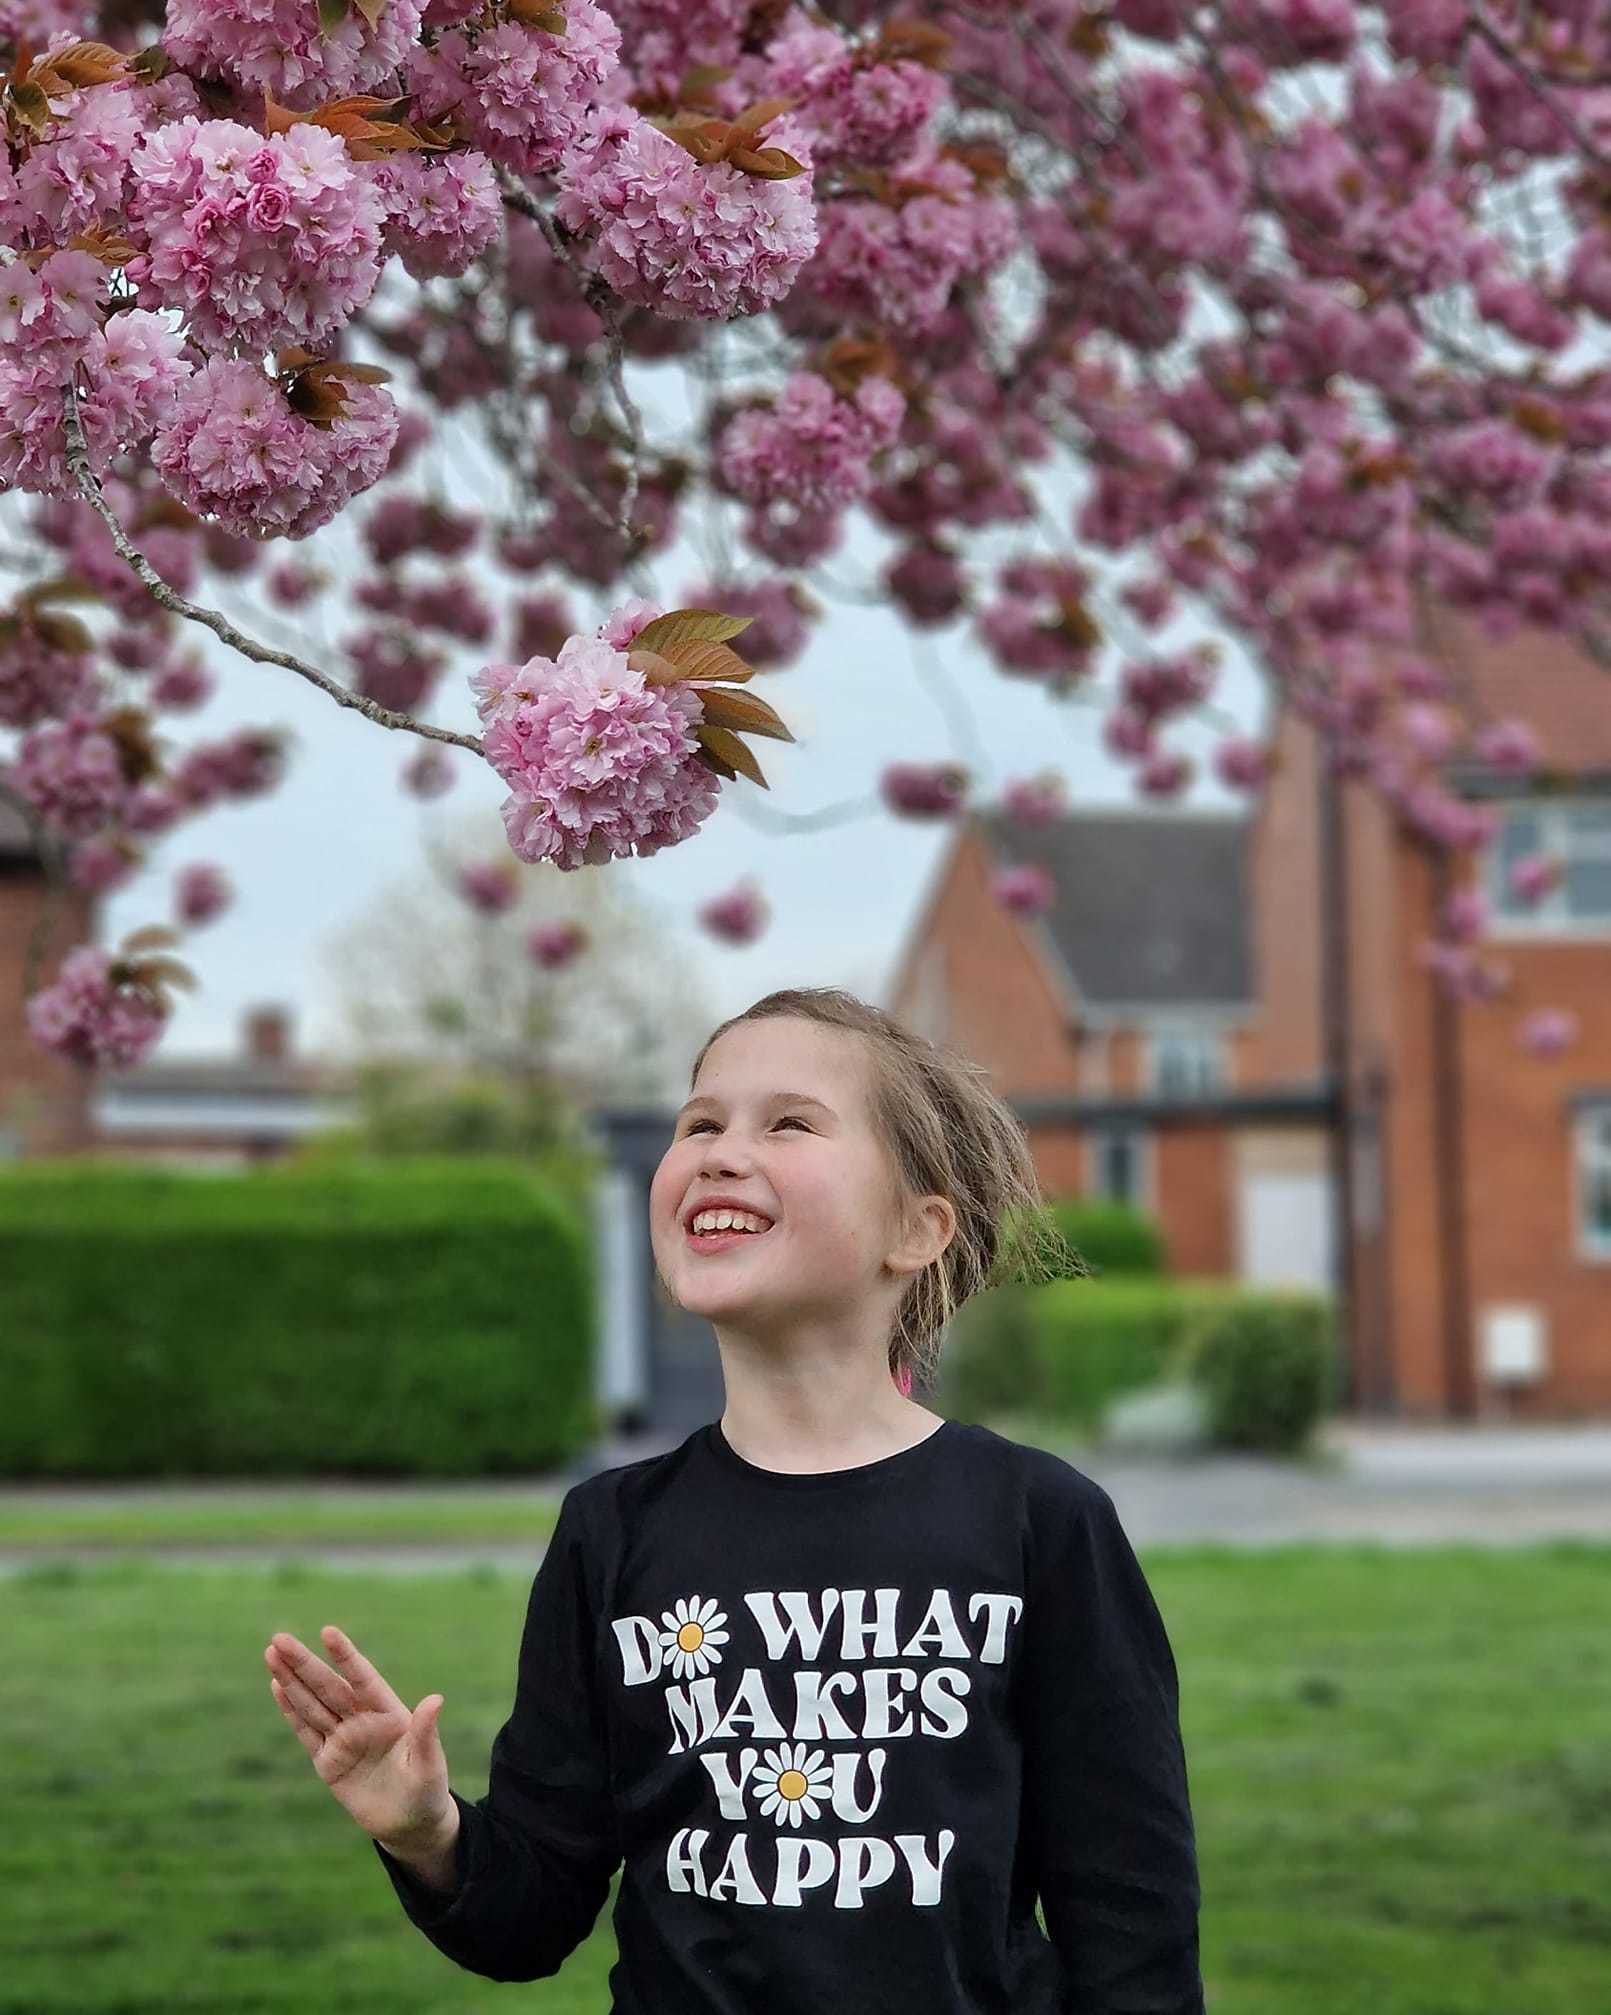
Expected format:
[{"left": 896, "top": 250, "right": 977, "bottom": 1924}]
[{"left": 685, "top": 1117, "right": 808, "bottom": 1135}]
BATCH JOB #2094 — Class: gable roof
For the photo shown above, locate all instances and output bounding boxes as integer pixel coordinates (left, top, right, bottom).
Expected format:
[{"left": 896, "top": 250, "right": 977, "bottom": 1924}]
[{"left": 973, "top": 807, "right": 1253, "bottom": 1011}]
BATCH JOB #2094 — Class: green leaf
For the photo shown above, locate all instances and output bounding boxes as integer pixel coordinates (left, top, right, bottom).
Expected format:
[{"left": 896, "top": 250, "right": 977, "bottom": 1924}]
[{"left": 318, "top": 0, "right": 351, "bottom": 36}]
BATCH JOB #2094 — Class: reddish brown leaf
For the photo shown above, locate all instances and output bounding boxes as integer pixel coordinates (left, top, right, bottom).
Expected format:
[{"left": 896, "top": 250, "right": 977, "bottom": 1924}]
[{"left": 695, "top": 723, "right": 770, "bottom": 788}]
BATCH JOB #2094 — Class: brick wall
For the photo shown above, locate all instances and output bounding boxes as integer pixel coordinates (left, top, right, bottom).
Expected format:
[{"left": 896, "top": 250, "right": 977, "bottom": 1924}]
[{"left": 0, "top": 863, "right": 97, "bottom": 1156}]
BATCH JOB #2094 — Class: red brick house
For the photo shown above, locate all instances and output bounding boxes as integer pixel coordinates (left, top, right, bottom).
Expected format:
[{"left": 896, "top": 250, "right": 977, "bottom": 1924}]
[{"left": 887, "top": 612, "right": 1611, "bottom": 1422}]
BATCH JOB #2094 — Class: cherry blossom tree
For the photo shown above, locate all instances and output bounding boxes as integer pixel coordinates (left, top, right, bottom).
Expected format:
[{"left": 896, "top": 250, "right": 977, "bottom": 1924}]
[{"left": 2, "top": 0, "right": 1607, "bottom": 1073}]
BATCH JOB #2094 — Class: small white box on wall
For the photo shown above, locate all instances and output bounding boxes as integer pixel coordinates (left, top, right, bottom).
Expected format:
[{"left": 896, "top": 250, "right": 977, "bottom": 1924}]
[{"left": 1479, "top": 1304, "right": 1549, "bottom": 1384}]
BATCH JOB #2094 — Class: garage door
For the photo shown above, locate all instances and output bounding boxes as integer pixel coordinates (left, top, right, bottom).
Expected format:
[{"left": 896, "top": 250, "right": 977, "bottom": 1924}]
[{"left": 1238, "top": 1169, "right": 1334, "bottom": 1289}]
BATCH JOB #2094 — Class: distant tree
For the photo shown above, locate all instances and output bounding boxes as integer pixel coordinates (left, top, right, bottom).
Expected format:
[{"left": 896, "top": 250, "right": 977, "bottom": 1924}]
[{"left": 318, "top": 804, "right": 719, "bottom": 1117}]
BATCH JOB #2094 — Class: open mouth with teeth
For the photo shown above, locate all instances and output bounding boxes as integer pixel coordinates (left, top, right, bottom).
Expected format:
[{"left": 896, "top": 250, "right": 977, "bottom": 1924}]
[{"left": 685, "top": 1212, "right": 776, "bottom": 1251}]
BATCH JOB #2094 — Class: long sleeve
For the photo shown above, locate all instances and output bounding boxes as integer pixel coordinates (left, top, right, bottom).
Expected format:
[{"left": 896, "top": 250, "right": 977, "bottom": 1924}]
[
  {"left": 1021, "top": 1481, "right": 1205, "bottom": 2015},
  {"left": 373, "top": 1487, "right": 622, "bottom": 1981}
]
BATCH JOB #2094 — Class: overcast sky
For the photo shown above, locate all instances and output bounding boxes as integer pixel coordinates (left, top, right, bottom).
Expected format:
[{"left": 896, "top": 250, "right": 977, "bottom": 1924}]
[{"left": 55, "top": 338, "right": 1271, "bottom": 1069}]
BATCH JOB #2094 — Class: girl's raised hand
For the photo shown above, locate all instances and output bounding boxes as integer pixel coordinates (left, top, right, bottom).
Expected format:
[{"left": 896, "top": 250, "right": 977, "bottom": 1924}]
[{"left": 263, "top": 1624, "right": 454, "bottom": 1853}]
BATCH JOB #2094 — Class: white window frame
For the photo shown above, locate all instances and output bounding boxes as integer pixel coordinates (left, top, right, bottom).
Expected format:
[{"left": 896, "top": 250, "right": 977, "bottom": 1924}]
[
  {"left": 1483, "top": 797, "right": 1611, "bottom": 938},
  {"left": 1145, "top": 1025, "right": 1225, "bottom": 1097},
  {"left": 1086, "top": 1125, "right": 1153, "bottom": 1214},
  {"left": 1575, "top": 1103, "right": 1611, "bottom": 1264}
]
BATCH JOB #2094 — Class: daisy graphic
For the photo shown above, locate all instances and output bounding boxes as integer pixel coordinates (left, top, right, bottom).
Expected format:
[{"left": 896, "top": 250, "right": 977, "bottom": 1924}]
[
  {"left": 657, "top": 1595, "right": 730, "bottom": 1679},
  {"left": 751, "top": 1743, "right": 835, "bottom": 1829}
]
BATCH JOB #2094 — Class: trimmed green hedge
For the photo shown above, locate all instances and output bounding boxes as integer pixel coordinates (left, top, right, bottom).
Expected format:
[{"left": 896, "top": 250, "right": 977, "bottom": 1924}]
[
  {"left": 0, "top": 1155, "right": 601, "bottom": 1480},
  {"left": 1043, "top": 1196, "right": 1165, "bottom": 1277},
  {"left": 939, "top": 1273, "right": 1335, "bottom": 1450},
  {"left": 1183, "top": 1297, "right": 1341, "bottom": 1454}
]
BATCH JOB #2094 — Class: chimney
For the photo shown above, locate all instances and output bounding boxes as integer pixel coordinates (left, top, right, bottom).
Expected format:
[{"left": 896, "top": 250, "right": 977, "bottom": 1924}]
[{"left": 244, "top": 1004, "right": 291, "bottom": 1063}]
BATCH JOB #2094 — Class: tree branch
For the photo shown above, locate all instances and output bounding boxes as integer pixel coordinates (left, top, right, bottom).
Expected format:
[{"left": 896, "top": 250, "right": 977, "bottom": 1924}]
[
  {"left": 497, "top": 165, "right": 645, "bottom": 532},
  {"left": 60, "top": 377, "right": 483, "bottom": 757}
]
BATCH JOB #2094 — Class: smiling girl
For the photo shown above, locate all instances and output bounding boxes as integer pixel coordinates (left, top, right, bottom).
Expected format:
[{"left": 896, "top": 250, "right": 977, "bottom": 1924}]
[{"left": 266, "top": 986, "right": 1205, "bottom": 2012}]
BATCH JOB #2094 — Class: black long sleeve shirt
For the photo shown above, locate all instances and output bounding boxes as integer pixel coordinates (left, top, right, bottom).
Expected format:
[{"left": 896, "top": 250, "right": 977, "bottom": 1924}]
[{"left": 374, "top": 1416, "right": 1205, "bottom": 2012}]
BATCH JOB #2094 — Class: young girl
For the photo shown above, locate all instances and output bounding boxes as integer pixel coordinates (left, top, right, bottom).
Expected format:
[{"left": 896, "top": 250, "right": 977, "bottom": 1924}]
[{"left": 265, "top": 986, "right": 1206, "bottom": 2012}]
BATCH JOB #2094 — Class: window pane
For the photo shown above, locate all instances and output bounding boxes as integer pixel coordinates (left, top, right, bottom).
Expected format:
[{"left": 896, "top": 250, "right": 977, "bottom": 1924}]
[
  {"left": 1584, "top": 1165, "right": 1611, "bottom": 1244},
  {"left": 1493, "top": 808, "right": 1543, "bottom": 912},
  {"left": 1102, "top": 1133, "right": 1135, "bottom": 1202},
  {"left": 1565, "top": 855, "right": 1611, "bottom": 921},
  {"left": 1567, "top": 805, "right": 1611, "bottom": 852}
]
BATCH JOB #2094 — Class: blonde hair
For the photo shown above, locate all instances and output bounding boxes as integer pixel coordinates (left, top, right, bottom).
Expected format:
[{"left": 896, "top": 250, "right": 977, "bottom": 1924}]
[{"left": 687, "top": 986, "right": 1087, "bottom": 1393}]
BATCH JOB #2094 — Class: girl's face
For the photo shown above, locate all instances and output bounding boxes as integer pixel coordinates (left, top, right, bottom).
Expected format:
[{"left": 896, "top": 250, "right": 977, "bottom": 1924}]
[{"left": 649, "top": 1017, "right": 912, "bottom": 1343}]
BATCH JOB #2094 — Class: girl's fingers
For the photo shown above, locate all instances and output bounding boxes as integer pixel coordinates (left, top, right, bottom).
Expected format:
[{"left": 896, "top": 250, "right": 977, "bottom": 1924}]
[
  {"left": 266, "top": 1634, "right": 355, "bottom": 1721},
  {"left": 269, "top": 1660, "right": 340, "bottom": 1735},
  {"left": 270, "top": 1676, "right": 323, "bottom": 1760},
  {"left": 319, "top": 1627, "right": 404, "bottom": 1714}
]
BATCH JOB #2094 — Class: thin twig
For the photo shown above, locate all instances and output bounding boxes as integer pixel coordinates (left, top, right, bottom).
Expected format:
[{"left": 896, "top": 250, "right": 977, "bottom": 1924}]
[
  {"left": 60, "top": 377, "right": 483, "bottom": 756},
  {"left": 1468, "top": 8, "right": 1611, "bottom": 176},
  {"left": 497, "top": 165, "right": 645, "bottom": 530}
]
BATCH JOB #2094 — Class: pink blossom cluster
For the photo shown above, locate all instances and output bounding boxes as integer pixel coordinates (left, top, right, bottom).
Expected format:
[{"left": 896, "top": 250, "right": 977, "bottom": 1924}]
[
  {"left": 750, "top": 21, "right": 948, "bottom": 167},
  {"left": 1002, "top": 771, "right": 1069, "bottom": 826},
  {"left": 401, "top": 742, "right": 456, "bottom": 799},
  {"left": 125, "top": 118, "right": 386, "bottom": 358},
  {"left": 459, "top": 859, "right": 520, "bottom": 914},
  {"left": 474, "top": 632, "right": 720, "bottom": 871},
  {"left": 504, "top": 590, "right": 577, "bottom": 666},
  {"left": 884, "top": 541, "right": 965, "bottom": 627},
  {"left": 1518, "top": 1008, "right": 1578, "bottom": 1058},
  {"left": 804, "top": 151, "right": 1017, "bottom": 335},
  {"left": 1119, "top": 648, "right": 1221, "bottom": 727},
  {"left": 9, "top": 708, "right": 130, "bottom": 841},
  {"left": 175, "top": 861, "right": 232, "bottom": 927},
  {"left": 151, "top": 359, "right": 399, "bottom": 542},
  {"left": 354, "top": 572, "right": 495, "bottom": 644},
  {"left": 344, "top": 627, "right": 447, "bottom": 714},
  {"left": 0, "top": 614, "right": 102, "bottom": 730},
  {"left": 147, "top": 650, "right": 213, "bottom": 714},
  {"left": 555, "top": 101, "right": 819, "bottom": 321},
  {"left": 528, "top": 918, "right": 586, "bottom": 968},
  {"left": 0, "top": 1, "right": 95, "bottom": 41},
  {"left": 0, "top": 76, "right": 146, "bottom": 245},
  {"left": 364, "top": 495, "right": 482, "bottom": 567},
  {"left": 993, "top": 863, "right": 1056, "bottom": 919},
  {"left": 162, "top": 0, "right": 430, "bottom": 110},
  {"left": 866, "top": 361, "right": 1042, "bottom": 541},
  {"left": 880, "top": 761, "right": 969, "bottom": 819},
  {"left": 678, "top": 577, "right": 815, "bottom": 668},
  {"left": 370, "top": 150, "right": 503, "bottom": 282},
  {"left": 23, "top": 944, "right": 168, "bottom": 1072},
  {"left": 28, "top": 478, "right": 201, "bottom": 625},
  {"left": 720, "top": 371, "right": 905, "bottom": 513},
  {"left": 406, "top": 3, "right": 622, "bottom": 178},
  {"left": 700, "top": 877, "right": 768, "bottom": 945},
  {"left": 166, "top": 729, "right": 286, "bottom": 812},
  {"left": 599, "top": 0, "right": 750, "bottom": 101},
  {"left": 1213, "top": 737, "right": 1273, "bottom": 792},
  {"left": 0, "top": 300, "right": 193, "bottom": 500},
  {"left": 975, "top": 560, "right": 1100, "bottom": 687},
  {"left": 67, "top": 832, "right": 143, "bottom": 895}
]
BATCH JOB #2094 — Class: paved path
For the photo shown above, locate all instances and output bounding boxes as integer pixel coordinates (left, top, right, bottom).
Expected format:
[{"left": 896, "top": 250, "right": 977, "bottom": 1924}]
[{"left": 5, "top": 1419, "right": 1611, "bottom": 1574}]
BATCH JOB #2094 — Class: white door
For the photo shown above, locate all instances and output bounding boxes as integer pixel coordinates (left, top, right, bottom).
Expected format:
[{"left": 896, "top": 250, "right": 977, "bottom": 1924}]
[{"left": 1238, "top": 1169, "right": 1334, "bottom": 1289}]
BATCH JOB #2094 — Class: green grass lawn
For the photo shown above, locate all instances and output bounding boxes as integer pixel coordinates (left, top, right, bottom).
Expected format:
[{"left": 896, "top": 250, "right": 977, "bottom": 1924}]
[
  {"left": 4, "top": 1544, "right": 1609, "bottom": 2013},
  {"left": 0, "top": 1488, "right": 566, "bottom": 1553}
]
